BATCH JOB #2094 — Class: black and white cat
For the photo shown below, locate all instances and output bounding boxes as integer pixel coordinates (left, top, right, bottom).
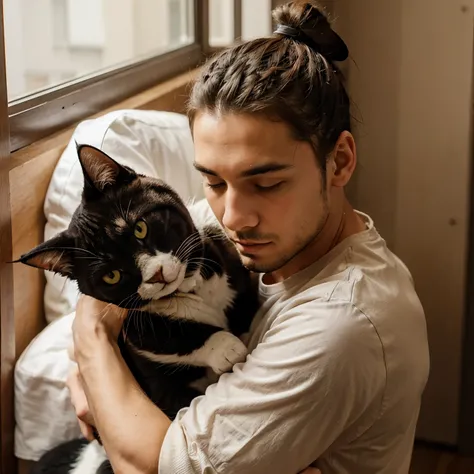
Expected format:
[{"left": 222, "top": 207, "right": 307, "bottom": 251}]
[{"left": 17, "top": 144, "right": 260, "bottom": 473}]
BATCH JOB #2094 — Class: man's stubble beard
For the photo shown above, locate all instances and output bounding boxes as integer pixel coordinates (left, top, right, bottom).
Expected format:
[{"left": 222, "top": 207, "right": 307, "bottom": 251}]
[{"left": 240, "top": 197, "right": 330, "bottom": 275}]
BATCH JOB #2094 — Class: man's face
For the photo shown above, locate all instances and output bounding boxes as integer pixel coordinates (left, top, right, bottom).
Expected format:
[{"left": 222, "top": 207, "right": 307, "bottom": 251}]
[{"left": 193, "top": 112, "right": 330, "bottom": 274}]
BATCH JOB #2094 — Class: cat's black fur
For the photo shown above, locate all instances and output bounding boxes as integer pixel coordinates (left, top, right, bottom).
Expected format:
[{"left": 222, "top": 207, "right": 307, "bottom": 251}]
[{"left": 19, "top": 144, "right": 260, "bottom": 474}]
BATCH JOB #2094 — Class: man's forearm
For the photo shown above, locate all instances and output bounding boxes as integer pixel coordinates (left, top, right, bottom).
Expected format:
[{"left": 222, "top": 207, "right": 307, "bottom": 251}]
[{"left": 78, "top": 331, "right": 171, "bottom": 474}]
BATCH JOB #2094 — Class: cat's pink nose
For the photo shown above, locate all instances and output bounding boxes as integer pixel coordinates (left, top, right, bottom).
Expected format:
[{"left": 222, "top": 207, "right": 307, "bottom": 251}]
[{"left": 146, "top": 268, "right": 166, "bottom": 284}]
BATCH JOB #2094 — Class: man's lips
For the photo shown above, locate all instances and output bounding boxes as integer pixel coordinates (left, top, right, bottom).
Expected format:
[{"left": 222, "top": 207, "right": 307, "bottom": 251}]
[{"left": 232, "top": 240, "right": 271, "bottom": 252}]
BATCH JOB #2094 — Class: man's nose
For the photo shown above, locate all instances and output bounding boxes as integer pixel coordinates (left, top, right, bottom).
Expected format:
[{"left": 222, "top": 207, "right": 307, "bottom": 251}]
[{"left": 222, "top": 188, "right": 258, "bottom": 232}]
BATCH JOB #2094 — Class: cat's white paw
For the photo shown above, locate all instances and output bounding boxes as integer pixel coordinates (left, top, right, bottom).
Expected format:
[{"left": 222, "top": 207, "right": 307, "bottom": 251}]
[{"left": 204, "top": 331, "right": 248, "bottom": 375}]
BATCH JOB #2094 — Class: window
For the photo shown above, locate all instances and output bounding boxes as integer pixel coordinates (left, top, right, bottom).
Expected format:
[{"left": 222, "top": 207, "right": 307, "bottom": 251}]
[
  {"left": 241, "top": 0, "right": 273, "bottom": 41},
  {"left": 4, "top": 0, "right": 203, "bottom": 151},
  {"left": 5, "top": 0, "right": 195, "bottom": 101},
  {"left": 208, "top": 0, "right": 273, "bottom": 48},
  {"left": 169, "top": 0, "right": 194, "bottom": 45},
  {"left": 0, "top": 0, "right": 277, "bottom": 152}
]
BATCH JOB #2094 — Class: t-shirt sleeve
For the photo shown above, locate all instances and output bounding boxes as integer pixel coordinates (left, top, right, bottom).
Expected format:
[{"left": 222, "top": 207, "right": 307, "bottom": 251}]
[{"left": 158, "top": 301, "right": 386, "bottom": 474}]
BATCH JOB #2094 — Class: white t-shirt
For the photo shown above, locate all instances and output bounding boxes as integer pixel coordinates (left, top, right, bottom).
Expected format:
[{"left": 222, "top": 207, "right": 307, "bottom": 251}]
[{"left": 159, "top": 212, "right": 430, "bottom": 474}]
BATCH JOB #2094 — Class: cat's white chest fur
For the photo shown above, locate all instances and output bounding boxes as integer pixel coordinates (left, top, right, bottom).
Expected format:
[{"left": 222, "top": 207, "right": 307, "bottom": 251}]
[
  {"left": 195, "top": 273, "right": 236, "bottom": 315},
  {"left": 69, "top": 441, "right": 107, "bottom": 474},
  {"left": 143, "top": 272, "right": 235, "bottom": 330}
]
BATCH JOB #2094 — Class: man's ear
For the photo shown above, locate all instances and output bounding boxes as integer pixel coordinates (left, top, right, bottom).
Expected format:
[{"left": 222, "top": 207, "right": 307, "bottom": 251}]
[
  {"left": 329, "top": 131, "right": 357, "bottom": 188},
  {"left": 76, "top": 143, "right": 137, "bottom": 199},
  {"left": 13, "top": 231, "right": 76, "bottom": 278}
]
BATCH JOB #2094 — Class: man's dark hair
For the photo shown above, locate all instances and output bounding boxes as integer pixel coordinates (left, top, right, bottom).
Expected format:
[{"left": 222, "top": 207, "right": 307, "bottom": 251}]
[{"left": 187, "top": 0, "right": 351, "bottom": 172}]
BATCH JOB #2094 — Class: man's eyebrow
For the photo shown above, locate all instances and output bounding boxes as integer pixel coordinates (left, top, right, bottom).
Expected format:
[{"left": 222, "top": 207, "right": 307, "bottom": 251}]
[
  {"left": 241, "top": 163, "right": 293, "bottom": 177},
  {"left": 193, "top": 162, "right": 218, "bottom": 176},
  {"left": 193, "top": 162, "right": 293, "bottom": 178}
]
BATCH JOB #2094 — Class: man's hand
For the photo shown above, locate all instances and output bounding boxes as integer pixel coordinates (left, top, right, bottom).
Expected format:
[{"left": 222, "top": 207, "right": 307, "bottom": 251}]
[
  {"left": 72, "top": 295, "right": 127, "bottom": 362},
  {"left": 67, "top": 364, "right": 95, "bottom": 441},
  {"left": 300, "top": 469, "right": 321, "bottom": 474},
  {"left": 67, "top": 295, "right": 127, "bottom": 440}
]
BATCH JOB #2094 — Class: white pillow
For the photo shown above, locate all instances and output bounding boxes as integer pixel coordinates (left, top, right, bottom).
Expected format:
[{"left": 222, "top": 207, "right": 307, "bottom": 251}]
[
  {"left": 14, "top": 110, "right": 206, "bottom": 461},
  {"left": 14, "top": 313, "right": 78, "bottom": 461}
]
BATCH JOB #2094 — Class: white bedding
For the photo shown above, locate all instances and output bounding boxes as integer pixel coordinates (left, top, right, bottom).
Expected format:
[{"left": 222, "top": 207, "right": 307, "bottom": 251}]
[{"left": 14, "top": 110, "right": 205, "bottom": 461}]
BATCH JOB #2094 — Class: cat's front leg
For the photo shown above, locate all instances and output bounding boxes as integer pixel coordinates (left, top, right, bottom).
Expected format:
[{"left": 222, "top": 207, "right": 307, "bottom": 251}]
[{"left": 203, "top": 331, "right": 248, "bottom": 375}]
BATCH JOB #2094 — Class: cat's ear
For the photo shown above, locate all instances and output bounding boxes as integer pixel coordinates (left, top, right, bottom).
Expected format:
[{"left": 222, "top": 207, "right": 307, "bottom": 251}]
[
  {"left": 76, "top": 143, "right": 137, "bottom": 198},
  {"left": 13, "top": 231, "right": 75, "bottom": 278}
]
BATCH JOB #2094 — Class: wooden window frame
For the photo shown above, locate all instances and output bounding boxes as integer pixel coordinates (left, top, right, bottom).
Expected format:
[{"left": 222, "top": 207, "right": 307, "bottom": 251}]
[{"left": 8, "top": 43, "right": 203, "bottom": 152}]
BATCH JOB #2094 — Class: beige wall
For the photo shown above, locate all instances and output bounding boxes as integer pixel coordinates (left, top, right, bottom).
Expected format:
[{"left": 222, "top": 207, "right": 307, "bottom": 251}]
[{"left": 334, "top": 0, "right": 474, "bottom": 445}]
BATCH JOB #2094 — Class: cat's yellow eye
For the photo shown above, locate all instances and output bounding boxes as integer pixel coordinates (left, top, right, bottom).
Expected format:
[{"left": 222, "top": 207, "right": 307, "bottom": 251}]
[
  {"left": 134, "top": 220, "right": 148, "bottom": 239},
  {"left": 103, "top": 270, "right": 121, "bottom": 285}
]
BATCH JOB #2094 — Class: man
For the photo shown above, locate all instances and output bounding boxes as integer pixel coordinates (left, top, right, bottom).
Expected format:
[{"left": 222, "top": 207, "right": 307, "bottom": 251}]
[{"left": 68, "top": 2, "right": 430, "bottom": 473}]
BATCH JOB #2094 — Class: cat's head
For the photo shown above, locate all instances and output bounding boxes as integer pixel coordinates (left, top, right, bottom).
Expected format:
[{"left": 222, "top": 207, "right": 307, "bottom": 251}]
[{"left": 17, "top": 144, "right": 204, "bottom": 308}]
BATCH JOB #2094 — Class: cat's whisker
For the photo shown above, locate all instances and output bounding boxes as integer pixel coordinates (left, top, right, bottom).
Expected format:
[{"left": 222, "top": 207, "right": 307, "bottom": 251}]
[
  {"left": 179, "top": 232, "right": 203, "bottom": 250},
  {"left": 123, "top": 298, "right": 142, "bottom": 340},
  {"left": 178, "top": 244, "right": 206, "bottom": 264},
  {"left": 196, "top": 261, "right": 223, "bottom": 279},
  {"left": 143, "top": 310, "right": 158, "bottom": 342},
  {"left": 131, "top": 298, "right": 146, "bottom": 341},
  {"left": 125, "top": 199, "right": 132, "bottom": 222},
  {"left": 97, "top": 303, "right": 121, "bottom": 325},
  {"left": 109, "top": 294, "right": 142, "bottom": 341},
  {"left": 176, "top": 232, "right": 195, "bottom": 254},
  {"left": 128, "top": 305, "right": 143, "bottom": 346},
  {"left": 199, "top": 266, "right": 213, "bottom": 279},
  {"left": 116, "top": 293, "right": 139, "bottom": 310},
  {"left": 121, "top": 293, "right": 139, "bottom": 306},
  {"left": 128, "top": 312, "right": 143, "bottom": 338},
  {"left": 60, "top": 247, "right": 101, "bottom": 258},
  {"left": 89, "top": 259, "right": 104, "bottom": 267},
  {"left": 178, "top": 243, "right": 205, "bottom": 262},
  {"left": 187, "top": 257, "right": 223, "bottom": 275},
  {"left": 123, "top": 315, "right": 133, "bottom": 341},
  {"left": 187, "top": 256, "right": 222, "bottom": 268},
  {"left": 178, "top": 231, "right": 209, "bottom": 253},
  {"left": 203, "top": 230, "right": 230, "bottom": 242},
  {"left": 118, "top": 199, "right": 127, "bottom": 223},
  {"left": 176, "top": 231, "right": 202, "bottom": 254},
  {"left": 186, "top": 262, "right": 214, "bottom": 279},
  {"left": 175, "top": 232, "right": 202, "bottom": 260}
]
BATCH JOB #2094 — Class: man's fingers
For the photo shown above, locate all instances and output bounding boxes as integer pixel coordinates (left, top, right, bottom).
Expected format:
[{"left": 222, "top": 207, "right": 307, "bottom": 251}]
[
  {"left": 67, "top": 367, "right": 87, "bottom": 412},
  {"left": 67, "top": 343, "right": 76, "bottom": 362},
  {"left": 74, "top": 294, "right": 128, "bottom": 342},
  {"left": 78, "top": 418, "right": 95, "bottom": 442},
  {"left": 66, "top": 366, "right": 96, "bottom": 428}
]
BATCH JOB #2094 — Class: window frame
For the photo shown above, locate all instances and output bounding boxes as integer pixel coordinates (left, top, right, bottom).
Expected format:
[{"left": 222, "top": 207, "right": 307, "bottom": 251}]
[{"left": 6, "top": 0, "right": 211, "bottom": 152}]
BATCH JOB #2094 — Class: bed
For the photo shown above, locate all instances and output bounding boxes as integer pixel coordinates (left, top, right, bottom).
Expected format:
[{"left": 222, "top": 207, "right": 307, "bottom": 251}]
[{"left": 1, "top": 69, "right": 200, "bottom": 474}]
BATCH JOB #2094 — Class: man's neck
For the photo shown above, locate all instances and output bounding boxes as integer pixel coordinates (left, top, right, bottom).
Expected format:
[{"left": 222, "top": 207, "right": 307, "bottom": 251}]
[{"left": 267, "top": 197, "right": 366, "bottom": 283}]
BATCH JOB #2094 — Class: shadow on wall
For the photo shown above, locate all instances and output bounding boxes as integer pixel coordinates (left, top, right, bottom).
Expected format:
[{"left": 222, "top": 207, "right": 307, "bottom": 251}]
[{"left": 333, "top": 0, "right": 473, "bottom": 450}]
